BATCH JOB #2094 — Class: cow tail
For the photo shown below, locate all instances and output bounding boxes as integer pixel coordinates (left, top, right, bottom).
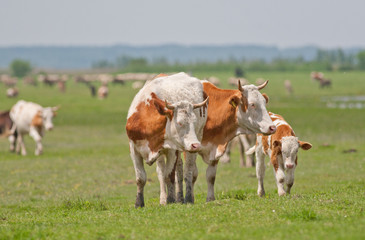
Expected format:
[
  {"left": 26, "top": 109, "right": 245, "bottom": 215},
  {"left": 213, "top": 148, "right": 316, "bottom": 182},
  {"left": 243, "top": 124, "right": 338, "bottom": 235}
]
[{"left": 246, "top": 145, "right": 256, "bottom": 155}]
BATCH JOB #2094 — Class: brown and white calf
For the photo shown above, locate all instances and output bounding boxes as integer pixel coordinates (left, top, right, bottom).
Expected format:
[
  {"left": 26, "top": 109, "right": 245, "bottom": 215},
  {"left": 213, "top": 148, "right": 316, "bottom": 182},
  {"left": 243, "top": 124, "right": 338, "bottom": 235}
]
[
  {"left": 246, "top": 112, "right": 312, "bottom": 196},
  {"left": 126, "top": 72, "right": 208, "bottom": 208},
  {"left": 10, "top": 100, "right": 59, "bottom": 156},
  {"left": 182, "top": 80, "right": 277, "bottom": 203}
]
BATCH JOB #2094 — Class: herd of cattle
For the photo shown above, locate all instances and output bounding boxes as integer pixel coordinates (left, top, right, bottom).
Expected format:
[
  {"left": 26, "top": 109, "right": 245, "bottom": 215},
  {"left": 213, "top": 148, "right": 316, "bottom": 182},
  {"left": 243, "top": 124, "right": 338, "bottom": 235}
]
[
  {"left": 0, "top": 72, "right": 313, "bottom": 208},
  {"left": 126, "top": 72, "right": 312, "bottom": 207}
]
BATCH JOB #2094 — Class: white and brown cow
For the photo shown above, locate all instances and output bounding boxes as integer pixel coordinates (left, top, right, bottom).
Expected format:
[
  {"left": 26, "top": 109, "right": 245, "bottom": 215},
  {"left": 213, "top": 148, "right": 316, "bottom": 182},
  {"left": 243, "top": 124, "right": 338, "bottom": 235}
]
[
  {"left": 0, "top": 110, "right": 17, "bottom": 151},
  {"left": 181, "top": 80, "right": 277, "bottom": 203},
  {"left": 10, "top": 100, "right": 59, "bottom": 156},
  {"left": 126, "top": 72, "right": 209, "bottom": 208},
  {"left": 246, "top": 112, "right": 312, "bottom": 196}
]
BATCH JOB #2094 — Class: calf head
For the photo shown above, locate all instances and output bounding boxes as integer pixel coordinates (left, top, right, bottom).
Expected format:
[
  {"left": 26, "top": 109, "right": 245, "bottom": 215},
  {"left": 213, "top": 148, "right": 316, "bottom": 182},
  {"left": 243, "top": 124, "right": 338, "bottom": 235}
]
[
  {"left": 154, "top": 95, "right": 208, "bottom": 152},
  {"left": 235, "top": 80, "right": 276, "bottom": 135},
  {"left": 42, "top": 106, "right": 59, "bottom": 131},
  {"left": 273, "top": 137, "right": 312, "bottom": 170}
]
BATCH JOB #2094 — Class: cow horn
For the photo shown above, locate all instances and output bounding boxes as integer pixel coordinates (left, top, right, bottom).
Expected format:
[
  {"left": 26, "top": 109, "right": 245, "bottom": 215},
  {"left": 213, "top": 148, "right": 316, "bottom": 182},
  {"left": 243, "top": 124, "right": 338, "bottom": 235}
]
[
  {"left": 193, "top": 96, "right": 209, "bottom": 109},
  {"left": 257, "top": 80, "right": 269, "bottom": 90},
  {"left": 165, "top": 100, "right": 175, "bottom": 110},
  {"left": 238, "top": 79, "right": 244, "bottom": 92}
]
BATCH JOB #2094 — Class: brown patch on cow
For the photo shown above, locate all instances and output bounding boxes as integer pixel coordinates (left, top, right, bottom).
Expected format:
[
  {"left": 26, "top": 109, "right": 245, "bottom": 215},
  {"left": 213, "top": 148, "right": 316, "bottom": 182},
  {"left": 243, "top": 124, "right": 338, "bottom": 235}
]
[
  {"left": 201, "top": 82, "right": 243, "bottom": 148},
  {"left": 295, "top": 156, "right": 298, "bottom": 165},
  {"left": 270, "top": 141, "right": 281, "bottom": 172},
  {"left": 126, "top": 93, "right": 173, "bottom": 152},
  {"left": 261, "top": 135, "right": 270, "bottom": 154},
  {"left": 31, "top": 111, "right": 43, "bottom": 132},
  {"left": 168, "top": 152, "right": 178, "bottom": 184},
  {"left": 153, "top": 73, "right": 168, "bottom": 79}
]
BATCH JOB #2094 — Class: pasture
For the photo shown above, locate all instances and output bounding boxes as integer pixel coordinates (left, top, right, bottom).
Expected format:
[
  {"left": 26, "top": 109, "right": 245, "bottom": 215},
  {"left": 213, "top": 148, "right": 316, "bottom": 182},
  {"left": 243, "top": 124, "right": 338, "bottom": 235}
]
[{"left": 0, "top": 71, "right": 364, "bottom": 239}]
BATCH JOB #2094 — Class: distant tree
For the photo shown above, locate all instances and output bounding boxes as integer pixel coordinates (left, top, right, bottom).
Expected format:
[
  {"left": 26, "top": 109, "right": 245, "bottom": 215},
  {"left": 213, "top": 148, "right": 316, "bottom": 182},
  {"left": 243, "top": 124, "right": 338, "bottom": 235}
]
[
  {"left": 357, "top": 50, "right": 365, "bottom": 70},
  {"left": 10, "top": 59, "right": 32, "bottom": 78},
  {"left": 92, "top": 60, "right": 114, "bottom": 69}
]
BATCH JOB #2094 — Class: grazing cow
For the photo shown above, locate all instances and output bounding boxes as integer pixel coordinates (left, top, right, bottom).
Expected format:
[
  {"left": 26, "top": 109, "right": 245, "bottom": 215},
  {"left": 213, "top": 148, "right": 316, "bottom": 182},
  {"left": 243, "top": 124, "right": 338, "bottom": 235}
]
[
  {"left": 311, "top": 72, "right": 331, "bottom": 88},
  {"left": 126, "top": 72, "right": 209, "bottom": 208},
  {"left": 284, "top": 80, "right": 293, "bottom": 94},
  {"left": 6, "top": 88, "right": 18, "bottom": 98},
  {"left": 246, "top": 112, "right": 312, "bottom": 196},
  {"left": 10, "top": 100, "right": 59, "bottom": 156},
  {"left": 0, "top": 111, "right": 17, "bottom": 151},
  {"left": 98, "top": 85, "right": 109, "bottom": 99},
  {"left": 182, "top": 80, "right": 276, "bottom": 203},
  {"left": 220, "top": 134, "right": 257, "bottom": 167}
]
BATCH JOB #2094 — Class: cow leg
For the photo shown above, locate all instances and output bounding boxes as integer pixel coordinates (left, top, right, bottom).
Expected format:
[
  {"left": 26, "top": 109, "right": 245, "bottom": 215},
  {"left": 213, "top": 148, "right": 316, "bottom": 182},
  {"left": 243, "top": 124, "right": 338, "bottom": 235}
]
[
  {"left": 240, "top": 134, "right": 255, "bottom": 167},
  {"left": 29, "top": 126, "right": 43, "bottom": 155},
  {"left": 156, "top": 156, "right": 167, "bottom": 205},
  {"left": 131, "top": 149, "right": 146, "bottom": 208},
  {"left": 255, "top": 148, "right": 266, "bottom": 197},
  {"left": 274, "top": 166, "right": 286, "bottom": 196},
  {"left": 8, "top": 134, "right": 16, "bottom": 152},
  {"left": 285, "top": 168, "right": 295, "bottom": 194},
  {"left": 220, "top": 141, "right": 232, "bottom": 163},
  {"left": 175, "top": 151, "right": 184, "bottom": 203},
  {"left": 206, "top": 161, "right": 218, "bottom": 202},
  {"left": 16, "top": 133, "right": 27, "bottom": 156},
  {"left": 164, "top": 150, "right": 177, "bottom": 204},
  {"left": 184, "top": 152, "right": 198, "bottom": 203}
]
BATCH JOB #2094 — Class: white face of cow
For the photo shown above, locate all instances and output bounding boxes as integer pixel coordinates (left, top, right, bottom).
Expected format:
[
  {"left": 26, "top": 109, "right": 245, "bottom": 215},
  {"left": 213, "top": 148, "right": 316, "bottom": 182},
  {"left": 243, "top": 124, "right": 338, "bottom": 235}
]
[
  {"left": 42, "top": 107, "right": 58, "bottom": 131},
  {"left": 167, "top": 101, "right": 204, "bottom": 152},
  {"left": 281, "top": 136, "right": 299, "bottom": 170},
  {"left": 236, "top": 81, "right": 276, "bottom": 135}
]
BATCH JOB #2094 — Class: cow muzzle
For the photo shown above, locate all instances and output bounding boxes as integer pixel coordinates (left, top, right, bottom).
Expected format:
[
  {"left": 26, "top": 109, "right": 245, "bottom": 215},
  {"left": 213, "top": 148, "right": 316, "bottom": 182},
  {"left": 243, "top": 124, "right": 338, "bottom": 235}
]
[
  {"left": 263, "top": 125, "right": 276, "bottom": 135},
  {"left": 187, "top": 143, "right": 201, "bottom": 152}
]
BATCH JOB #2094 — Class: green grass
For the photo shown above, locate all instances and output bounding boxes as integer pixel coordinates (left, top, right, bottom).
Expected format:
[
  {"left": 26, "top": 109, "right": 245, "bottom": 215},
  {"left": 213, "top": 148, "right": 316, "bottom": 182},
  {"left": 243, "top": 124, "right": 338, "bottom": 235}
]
[{"left": 0, "top": 71, "right": 364, "bottom": 239}]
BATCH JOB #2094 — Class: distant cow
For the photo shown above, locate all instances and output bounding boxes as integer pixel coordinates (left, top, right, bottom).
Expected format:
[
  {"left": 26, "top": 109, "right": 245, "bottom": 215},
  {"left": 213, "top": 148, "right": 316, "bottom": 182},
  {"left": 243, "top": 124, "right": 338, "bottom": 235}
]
[
  {"left": 126, "top": 72, "right": 209, "bottom": 208},
  {"left": 10, "top": 100, "right": 59, "bottom": 156},
  {"left": 6, "top": 88, "right": 18, "bottom": 98},
  {"left": 98, "top": 85, "right": 109, "bottom": 99},
  {"left": 284, "top": 80, "right": 293, "bottom": 94},
  {"left": 182, "top": 79, "right": 276, "bottom": 203},
  {"left": 220, "top": 134, "right": 257, "bottom": 167},
  {"left": 311, "top": 72, "right": 331, "bottom": 88},
  {"left": 0, "top": 111, "right": 17, "bottom": 151},
  {"left": 246, "top": 112, "right": 312, "bottom": 196}
]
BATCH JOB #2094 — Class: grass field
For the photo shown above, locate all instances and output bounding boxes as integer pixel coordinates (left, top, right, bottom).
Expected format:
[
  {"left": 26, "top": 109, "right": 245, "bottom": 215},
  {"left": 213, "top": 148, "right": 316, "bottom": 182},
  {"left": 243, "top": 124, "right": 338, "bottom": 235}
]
[{"left": 0, "top": 71, "right": 364, "bottom": 239}]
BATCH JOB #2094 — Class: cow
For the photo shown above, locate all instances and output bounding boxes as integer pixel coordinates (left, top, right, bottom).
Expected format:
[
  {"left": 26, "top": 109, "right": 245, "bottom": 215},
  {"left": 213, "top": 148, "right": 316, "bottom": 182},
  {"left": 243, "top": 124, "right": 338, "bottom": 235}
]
[
  {"left": 181, "top": 79, "right": 277, "bottom": 203},
  {"left": 98, "top": 85, "right": 109, "bottom": 99},
  {"left": 246, "top": 112, "right": 312, "bottom": 196},
  {"left": 10, "top": 100, "right": 59, "bottom": 156},
  {"left": 220, "top": 134, "right": 257, "bottom": 167},
  {"left": 126, "top": 72, "right": 209, "bottom": 208},
  {"left": 0, "top": 111, "right": 17, "bottom": 152},
  {"left": 311, "top": 72, "right": 331, "bottom": 88},
  {"left": 6, "top": 88, "right": 18, "bottom": 98}
]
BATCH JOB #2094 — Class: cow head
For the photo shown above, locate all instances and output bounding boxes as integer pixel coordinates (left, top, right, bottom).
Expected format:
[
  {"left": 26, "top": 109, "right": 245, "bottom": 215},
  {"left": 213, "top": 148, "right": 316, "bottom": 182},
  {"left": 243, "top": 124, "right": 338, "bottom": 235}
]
[
  {"left": 274, "top": 137, "right": 312, "bottom": 170},
  {"left": 154, "top": 96, "right": 209, "bottom": 152},
  {"left": 235, "top": 80, "right": 276, "bottom": 135},
  {"left": 42, "top": 106, "right": 59, "bottom": 131}
]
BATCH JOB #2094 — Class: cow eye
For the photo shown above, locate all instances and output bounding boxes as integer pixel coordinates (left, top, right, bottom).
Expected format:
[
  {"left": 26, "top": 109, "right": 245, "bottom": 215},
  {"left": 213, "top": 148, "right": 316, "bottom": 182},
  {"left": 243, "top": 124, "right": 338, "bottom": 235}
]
[{"left": 250, "top": 103, "right": 255, "bottom": 108}]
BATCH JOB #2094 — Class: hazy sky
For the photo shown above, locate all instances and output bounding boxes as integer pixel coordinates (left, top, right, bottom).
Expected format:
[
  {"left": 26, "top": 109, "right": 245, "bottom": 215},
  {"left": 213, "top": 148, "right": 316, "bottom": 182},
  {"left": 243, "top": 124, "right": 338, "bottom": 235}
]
[{"left": 1, "top": 0, "right": 364, "bottom": 48}]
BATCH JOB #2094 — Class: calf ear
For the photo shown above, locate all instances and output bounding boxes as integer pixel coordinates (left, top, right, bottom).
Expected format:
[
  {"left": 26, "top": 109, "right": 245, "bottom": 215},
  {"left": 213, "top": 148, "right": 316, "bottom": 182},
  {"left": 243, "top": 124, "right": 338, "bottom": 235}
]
[
  {"left": 153, "top": 97, "right": 173, "bottom": 119},
  {"left": 299, "top": 141, "right": 312, "bottom": 150},
  {"left": 52, "top": 105, "right": 60, "bottom": 112},
  {"left": 262, "top": 93, "right": 269, "bottom": 104}
]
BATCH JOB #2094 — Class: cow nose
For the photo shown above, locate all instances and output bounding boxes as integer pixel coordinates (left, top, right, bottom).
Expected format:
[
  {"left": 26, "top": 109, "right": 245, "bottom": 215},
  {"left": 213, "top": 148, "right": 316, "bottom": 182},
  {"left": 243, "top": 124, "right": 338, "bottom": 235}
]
[
  {"left": 269, "top": 125, "right": 276, "bottom": 134},
  {"left": 191, "top": 143, "right": 201, "bottom": 151},
  {"left": 286, "top": 163, "right": 294, "bottom": 169}
]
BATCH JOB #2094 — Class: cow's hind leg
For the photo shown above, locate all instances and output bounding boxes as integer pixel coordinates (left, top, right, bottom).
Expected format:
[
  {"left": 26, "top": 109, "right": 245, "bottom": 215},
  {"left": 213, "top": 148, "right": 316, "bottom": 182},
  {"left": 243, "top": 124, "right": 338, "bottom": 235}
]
[
  {"left": 16, "top": 133, "right": 27, "bottom": 156},
  {"left": 30, "top": 126, "right": 43, "bottom": 155},
  {"left": 131, "top": 149, "right": 146, "bottom": 208}
]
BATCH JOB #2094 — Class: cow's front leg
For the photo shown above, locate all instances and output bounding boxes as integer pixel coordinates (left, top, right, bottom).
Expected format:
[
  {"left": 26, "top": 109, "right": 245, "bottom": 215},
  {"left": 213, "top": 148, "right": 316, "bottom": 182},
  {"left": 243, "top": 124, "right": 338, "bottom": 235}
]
[
  {"left": 131, "top": 150, "right": 146, "bottom": 208},
  {"left": 206, "top": 160, "right": 218, "bottom": 202},
  {"left": 156, "top": 156, "right": 167, "bottom": 205},
  {"left": 164, "top": 150, "right": 177, "bottom": 204},
  {"left": 285, "top": 168, "right": 295, "bottom": 194},
  {"left": 30, "top": 126, "right": 42, "bottom": 155},
  {"left": 274, "top": 167, "right": 286, "bottom": 196},
  {"left": 175, "top": 151, "right": 184, "bottom": 203},
  {"left": 255, "top": 149, "right": 266, "bottom": 197},
  {"left": 184, "top": 152, "right": 198, "bottom": 203}
]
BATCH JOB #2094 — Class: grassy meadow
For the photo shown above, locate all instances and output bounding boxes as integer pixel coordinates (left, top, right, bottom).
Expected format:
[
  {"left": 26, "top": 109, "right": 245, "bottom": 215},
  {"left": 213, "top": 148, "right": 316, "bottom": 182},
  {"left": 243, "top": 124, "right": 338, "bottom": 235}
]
[{"left": 0, "top": 71, "right": 364, "bottom": 239}]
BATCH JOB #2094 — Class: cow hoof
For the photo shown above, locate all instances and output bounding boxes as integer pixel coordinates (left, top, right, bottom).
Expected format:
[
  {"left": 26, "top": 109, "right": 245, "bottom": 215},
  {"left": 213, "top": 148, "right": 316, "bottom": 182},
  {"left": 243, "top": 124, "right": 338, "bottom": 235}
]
[
  {"left": 278, "top": 190, "right": 286, "bottom": 196},
  {"left": 258, "top": 191, "right": 265, "bottom": 197},
  {"left": 135, "top": 193, "right": 145, "bottom": 208},
  {"left": 206, "top": 197, "right": 215, "bottom": 202}
]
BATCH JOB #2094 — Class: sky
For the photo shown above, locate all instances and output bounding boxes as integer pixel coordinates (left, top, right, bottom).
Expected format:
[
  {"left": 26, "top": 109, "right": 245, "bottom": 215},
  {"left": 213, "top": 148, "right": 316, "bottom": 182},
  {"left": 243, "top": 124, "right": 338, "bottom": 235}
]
[{"left": 0, "top": 0, "right": 365, "bottom": 48}]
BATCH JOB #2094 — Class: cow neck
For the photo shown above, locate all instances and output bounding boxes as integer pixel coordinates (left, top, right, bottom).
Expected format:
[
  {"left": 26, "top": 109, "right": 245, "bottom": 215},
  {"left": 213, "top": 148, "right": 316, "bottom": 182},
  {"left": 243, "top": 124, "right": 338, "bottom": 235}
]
[{"left": 202, "top": 82, "right": 240, "bottom": 147}]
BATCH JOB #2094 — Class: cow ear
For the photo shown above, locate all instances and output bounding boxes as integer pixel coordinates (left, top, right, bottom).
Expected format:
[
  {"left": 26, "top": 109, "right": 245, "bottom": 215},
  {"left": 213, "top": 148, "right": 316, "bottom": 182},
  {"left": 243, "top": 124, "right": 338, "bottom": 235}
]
[
  {"left": 299, "top": 141, "right": 312, "bottom": 150},
  {"left": 52, "top": 105, "right": 60, "bottom": 112},
  {"left": 262, "top": 93, "right": 269, "bottom": 104},
  {"left": 229, "top": 95, "right": 240, "bottom": 109},
  {"left": 153, "top": 97, "right": 173, "bottom": 119}
]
